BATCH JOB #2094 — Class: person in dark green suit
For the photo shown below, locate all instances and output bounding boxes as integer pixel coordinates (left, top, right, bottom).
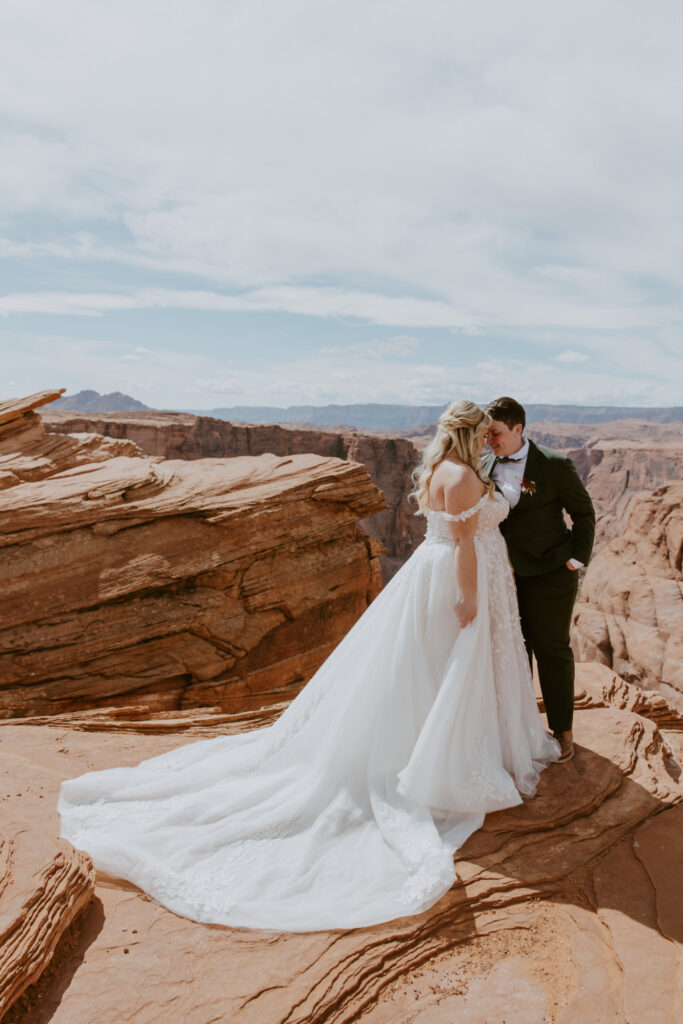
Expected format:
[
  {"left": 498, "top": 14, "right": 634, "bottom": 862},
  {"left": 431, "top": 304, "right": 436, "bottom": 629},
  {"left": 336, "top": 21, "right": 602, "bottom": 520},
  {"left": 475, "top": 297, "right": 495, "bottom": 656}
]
[{"left": 482, "top": 397, "right": 595, "bottom": 762}]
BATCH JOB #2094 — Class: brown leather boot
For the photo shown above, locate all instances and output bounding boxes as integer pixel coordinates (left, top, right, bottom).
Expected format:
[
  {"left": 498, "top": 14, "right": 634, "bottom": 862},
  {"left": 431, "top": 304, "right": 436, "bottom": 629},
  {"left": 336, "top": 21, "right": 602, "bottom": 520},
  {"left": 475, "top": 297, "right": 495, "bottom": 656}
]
[{"left": 553, "top": 730, "right": 574, "bottom": 763}]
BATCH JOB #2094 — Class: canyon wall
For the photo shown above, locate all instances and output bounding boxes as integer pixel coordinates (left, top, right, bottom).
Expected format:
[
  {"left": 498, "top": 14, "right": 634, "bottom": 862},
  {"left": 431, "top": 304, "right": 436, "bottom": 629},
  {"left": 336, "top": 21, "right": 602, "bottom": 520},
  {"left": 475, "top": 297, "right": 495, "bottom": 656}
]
[
  {"left": 572, "top": 482, "right": 683, "bottom": 712},
  {"left": 529, "top": 420, "right": 683, "bottom": 548},
  {"left": 1, "top": 392, "right": 385, "bottom": 719},
  {"left": 42, "top": 409, "right": 683, "bottom": 702},
  {"left": 46, "top": 412, "right": 683, "bottom": 577},
  {"left": 44, "top": 410, "right": 424, "bottom": 578}
]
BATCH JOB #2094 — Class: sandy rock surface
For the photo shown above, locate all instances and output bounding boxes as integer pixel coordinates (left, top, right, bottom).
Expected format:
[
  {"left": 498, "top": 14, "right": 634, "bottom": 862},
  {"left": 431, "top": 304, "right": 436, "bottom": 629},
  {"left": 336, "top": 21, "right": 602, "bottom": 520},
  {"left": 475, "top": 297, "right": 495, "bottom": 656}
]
[
  {"left": 1, "top": 393, "right": 384, "bottom": 719},
  {"left": 573, "top": 483, "right": 683, "bottom": 710},
  {"left": 0, "top": 662, "right": 680, "bottom": 1024}
]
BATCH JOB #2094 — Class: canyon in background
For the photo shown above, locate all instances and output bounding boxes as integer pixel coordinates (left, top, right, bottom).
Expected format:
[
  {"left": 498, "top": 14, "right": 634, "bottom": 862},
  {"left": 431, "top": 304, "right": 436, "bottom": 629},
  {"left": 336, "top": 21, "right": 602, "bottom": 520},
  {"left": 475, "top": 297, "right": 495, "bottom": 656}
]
[
  {"left": 52, "top": 389, "right": 683, "bottom": 428},
  {"left": 45, "top": 404, "right": 683, "bottom": 714}
]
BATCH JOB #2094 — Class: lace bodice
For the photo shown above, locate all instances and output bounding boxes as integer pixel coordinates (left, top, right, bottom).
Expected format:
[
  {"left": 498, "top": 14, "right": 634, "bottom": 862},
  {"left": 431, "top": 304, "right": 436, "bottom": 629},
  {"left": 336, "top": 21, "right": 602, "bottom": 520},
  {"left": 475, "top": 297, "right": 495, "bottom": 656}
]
[{"left": 424, "top": 491, "right": 509, "bottom": 545}]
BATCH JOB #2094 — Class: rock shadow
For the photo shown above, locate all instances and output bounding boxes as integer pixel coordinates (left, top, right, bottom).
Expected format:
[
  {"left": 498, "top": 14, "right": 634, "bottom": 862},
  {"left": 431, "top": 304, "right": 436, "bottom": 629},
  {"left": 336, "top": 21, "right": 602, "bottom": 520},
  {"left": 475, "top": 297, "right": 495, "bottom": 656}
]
[
  {"left": 456, "top": 738, "right": 683, "bottom": 944},
  {"left": 4, "top": 896, "right": 105, "bottom": 1024}
]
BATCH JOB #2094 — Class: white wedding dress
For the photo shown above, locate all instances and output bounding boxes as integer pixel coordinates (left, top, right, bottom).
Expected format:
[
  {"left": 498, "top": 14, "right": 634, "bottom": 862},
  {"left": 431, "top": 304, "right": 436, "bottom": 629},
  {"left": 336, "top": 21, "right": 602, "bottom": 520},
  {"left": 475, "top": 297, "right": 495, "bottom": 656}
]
[{"left": 59, "top": 491, "right": 559, "bottom": 931}]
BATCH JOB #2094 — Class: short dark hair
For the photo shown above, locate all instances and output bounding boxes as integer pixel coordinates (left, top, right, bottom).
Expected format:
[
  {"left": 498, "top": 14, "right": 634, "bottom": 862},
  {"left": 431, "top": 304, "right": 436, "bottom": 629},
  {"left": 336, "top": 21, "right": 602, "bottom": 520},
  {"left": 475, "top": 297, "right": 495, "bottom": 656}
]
[{"left": 486, "top": 396, "right": 526, "bottom": 430}]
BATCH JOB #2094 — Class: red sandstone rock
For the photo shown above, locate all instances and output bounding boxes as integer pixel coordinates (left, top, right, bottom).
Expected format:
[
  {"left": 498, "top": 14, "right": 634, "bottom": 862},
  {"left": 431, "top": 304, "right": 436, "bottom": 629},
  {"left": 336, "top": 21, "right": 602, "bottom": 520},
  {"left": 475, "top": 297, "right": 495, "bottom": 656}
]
[
  {"left": 571, "top": 660, "right": 683, "bottom": 731},
  {"left": 0, "top": 810, "right": 94, "bottom": 1020},
  {"left": 5, "top": 393, "right": 682, "bottom": 1021},
  {"left": 44, "top": 411, "right": 683, "bottom": 581},
  {"left": 526, "top": 420, "right": 683, "bottom": 550},
  {"left": 0, "top": 393, "right": 385, "bottom": 719},
  {"left": 572, "top": 483, "right": 683, "bottom": 710},
  {"left": 0, "top": 389, "right": 66, "bottom": 424},
  {"left": 44, "top": 409, "right": 424, "bottom": 578}
]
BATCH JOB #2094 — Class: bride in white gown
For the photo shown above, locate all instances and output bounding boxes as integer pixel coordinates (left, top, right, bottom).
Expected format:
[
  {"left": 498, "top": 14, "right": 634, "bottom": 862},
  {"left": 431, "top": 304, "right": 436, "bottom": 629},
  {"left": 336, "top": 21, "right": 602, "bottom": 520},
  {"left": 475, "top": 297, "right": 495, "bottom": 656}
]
[{"left": 59, "top": 400, "right": 560, "bottom": 932}]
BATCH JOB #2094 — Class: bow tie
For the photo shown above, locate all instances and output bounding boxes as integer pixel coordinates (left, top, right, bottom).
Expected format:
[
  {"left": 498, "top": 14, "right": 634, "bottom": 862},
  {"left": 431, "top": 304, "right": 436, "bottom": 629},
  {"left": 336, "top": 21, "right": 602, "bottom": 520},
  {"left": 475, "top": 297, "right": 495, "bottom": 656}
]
[{"left": 496, "top": 454, "right": 523, "bottom": 463}]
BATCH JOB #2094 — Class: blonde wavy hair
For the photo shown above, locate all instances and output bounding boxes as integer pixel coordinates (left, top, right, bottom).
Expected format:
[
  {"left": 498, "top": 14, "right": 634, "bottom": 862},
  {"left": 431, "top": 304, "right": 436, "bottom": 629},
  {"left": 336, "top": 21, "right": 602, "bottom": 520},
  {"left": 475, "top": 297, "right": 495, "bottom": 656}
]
[{"left": 411, "top": 400, "right": 494, "bottom": 513}]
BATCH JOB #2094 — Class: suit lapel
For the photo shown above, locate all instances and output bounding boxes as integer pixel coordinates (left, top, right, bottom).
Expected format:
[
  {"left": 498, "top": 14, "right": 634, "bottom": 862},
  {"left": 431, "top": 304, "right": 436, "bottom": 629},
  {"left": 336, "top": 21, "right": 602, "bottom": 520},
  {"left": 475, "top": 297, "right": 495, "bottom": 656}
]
[{"left": 512, "top": 438, "right": 542, "bottom": 510}]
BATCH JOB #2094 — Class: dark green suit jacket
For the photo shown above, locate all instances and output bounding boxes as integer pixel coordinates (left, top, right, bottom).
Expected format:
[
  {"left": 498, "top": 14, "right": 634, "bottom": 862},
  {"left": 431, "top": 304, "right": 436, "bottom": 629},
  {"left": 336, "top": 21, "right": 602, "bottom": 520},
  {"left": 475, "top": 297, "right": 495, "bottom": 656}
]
[{"left": 481, "top": 439, "right": 595, "bottom": 577}]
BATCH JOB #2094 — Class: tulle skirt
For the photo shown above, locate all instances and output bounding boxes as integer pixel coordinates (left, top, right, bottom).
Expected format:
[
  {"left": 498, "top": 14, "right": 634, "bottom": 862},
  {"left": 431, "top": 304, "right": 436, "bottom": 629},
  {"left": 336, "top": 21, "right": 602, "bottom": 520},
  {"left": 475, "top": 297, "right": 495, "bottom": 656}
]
[{"left": 59, "top": 528, "right": 559, "bottom": 931}]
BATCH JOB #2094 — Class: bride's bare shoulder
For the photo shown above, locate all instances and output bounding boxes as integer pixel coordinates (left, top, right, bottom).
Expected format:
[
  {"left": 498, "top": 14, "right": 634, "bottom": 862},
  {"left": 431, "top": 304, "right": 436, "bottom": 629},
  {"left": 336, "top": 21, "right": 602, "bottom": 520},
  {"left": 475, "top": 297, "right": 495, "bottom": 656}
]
[
  {"left": 433, "top": 459, "right": 479, "bottom": 486},
  {"left": 430, "top": 460, "right": 484, "bottom": 514}
]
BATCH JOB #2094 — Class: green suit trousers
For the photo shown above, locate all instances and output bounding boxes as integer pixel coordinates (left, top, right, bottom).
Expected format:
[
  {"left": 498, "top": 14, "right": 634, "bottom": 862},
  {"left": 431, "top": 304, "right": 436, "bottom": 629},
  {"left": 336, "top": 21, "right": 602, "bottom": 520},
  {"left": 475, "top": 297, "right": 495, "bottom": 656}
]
[{"left": 514, "top": 564, "right": 579, "bottom": 733}]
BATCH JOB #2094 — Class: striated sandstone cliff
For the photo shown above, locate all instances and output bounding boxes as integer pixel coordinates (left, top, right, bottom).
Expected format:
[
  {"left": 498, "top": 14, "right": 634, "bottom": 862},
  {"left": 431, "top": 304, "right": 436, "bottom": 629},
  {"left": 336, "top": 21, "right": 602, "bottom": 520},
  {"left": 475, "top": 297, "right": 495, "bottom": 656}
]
[
  {"left": 413, "top": 418, "right": 683, "bottom": 551},
  {"left": 46, "top": 412, "right": 683, "bottom": 578},
  {"left": 0, "top": 662, "right": 681, "bottom": 1023},
  {"left": 1, "top": 391, "right": 385, "bottom": 719},
  {"left": 44, "top": 410, "right": 424, "bottom": 578},
  {"left": 528, "top": 420, "right": 683, "bottom": 551},
  {"left": 572, "top": 483, "right": 683, "bottom": 711}
]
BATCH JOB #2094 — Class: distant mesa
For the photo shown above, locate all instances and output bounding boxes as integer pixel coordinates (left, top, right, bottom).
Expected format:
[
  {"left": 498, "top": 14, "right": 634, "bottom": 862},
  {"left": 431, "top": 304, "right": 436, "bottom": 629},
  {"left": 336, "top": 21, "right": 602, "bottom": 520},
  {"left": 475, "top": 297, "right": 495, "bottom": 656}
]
[
  {"left": 53, "top": 389, "right": 152, "bottom": 412},
  {"left": 188, "top": 403, "right": 683, "bottom": 430},
  {"left": 49, "top": 394, "right": 683, "bottom": 427}
]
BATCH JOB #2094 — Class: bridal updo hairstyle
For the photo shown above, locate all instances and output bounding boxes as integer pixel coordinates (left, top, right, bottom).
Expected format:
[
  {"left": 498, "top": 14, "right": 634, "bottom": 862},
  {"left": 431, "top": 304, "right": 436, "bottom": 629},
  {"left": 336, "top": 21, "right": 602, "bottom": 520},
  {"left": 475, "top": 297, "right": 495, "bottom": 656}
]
[{"left": 412, "top": 400, "right": 495, "bottom": 513}]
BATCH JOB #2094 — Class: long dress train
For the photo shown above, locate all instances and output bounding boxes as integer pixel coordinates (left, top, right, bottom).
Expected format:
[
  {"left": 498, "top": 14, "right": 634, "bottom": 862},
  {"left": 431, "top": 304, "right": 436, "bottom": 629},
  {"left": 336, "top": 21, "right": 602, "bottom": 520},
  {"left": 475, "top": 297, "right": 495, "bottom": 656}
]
[{"left": 59, "top": 491, "right": 559, "bottom": 931}]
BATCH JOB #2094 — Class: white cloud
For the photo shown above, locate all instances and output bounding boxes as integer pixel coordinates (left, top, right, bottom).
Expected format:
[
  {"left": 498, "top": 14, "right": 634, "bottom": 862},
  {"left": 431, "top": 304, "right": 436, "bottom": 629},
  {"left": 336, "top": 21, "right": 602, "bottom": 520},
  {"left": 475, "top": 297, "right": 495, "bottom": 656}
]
[
  {"left": 0, "top": 1, "right": 682, "bottom": 406},
  {"left": 320, "top": 336, "right": 421, "bottom": 359},
  {"left": 189, "top": 352, "right": 679, "bottom": 408},
  {"left": 3, "top": 327, "right": 680, "bottom": 410},
  {"left": 556, "top": 350, "right": 590, "bottom": 362},
  {"left": 1, "top": 287, "right": 678, "bottom": 338},
  {"left": 1, "top": 3, "right": 682, "bottom": 299}
]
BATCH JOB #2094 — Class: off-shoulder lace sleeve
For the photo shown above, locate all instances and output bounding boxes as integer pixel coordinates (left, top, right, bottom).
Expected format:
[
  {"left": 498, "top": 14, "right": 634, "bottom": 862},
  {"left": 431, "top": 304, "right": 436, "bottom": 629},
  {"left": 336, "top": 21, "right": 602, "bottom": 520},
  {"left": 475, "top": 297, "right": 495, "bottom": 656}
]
[{"left": 438, "top": 492, "right": 487, "bottom": 522}]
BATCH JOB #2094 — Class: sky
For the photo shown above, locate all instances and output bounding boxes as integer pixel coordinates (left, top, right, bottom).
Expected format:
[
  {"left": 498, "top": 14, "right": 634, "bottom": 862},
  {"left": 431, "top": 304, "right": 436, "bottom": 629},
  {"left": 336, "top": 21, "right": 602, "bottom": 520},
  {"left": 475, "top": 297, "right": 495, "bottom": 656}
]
[{"left": 1, "top": 0, "right": 682, "bottom": 410}]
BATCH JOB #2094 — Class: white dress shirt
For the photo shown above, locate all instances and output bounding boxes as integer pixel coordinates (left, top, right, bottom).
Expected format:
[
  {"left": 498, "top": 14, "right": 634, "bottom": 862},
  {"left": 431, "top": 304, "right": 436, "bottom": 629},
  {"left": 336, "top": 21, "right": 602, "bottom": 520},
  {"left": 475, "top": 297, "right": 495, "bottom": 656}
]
[{"left": 490, "top": 437, "right": 583, "bottom": 569}]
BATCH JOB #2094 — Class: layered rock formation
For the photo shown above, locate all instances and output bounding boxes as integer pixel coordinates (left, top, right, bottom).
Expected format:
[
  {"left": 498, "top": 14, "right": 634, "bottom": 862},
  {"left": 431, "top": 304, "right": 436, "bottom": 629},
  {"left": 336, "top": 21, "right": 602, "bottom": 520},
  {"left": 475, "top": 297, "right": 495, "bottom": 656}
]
[
  {"left": 0, "top": 799, "right": 94, "bottom": 1021},
  {"left": 44, "top": 409, "right": 424, "bottom": 578},
  {"left": 41, "top": 409, "right": 683, "bottom": 709},
  {"left": 3, "top": 394, "right": 681, "bottom": 1021},
  {"left": 0, "top": 391, "right": 385, "bottom": 719},
  {"left": 572, "top": 660, "right": 683, "bottom": 732},
  {"left": 45, "top": 411, "right": 683, "bottom": 578},
  {"left": 572, "top": 483, "right": 683, "bottom": 710},
  {"left": 530, "top": 420, "right": 683, "bottom": 549},
  {"left": 0, "top": 662, "right": 680, "bottom": 1024}
]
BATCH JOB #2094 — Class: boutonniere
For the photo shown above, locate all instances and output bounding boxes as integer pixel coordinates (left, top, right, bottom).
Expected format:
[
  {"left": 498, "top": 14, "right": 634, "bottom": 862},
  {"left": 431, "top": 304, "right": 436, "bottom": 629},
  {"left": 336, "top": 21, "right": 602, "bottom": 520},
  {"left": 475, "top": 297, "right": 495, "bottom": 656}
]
[{"left": 520, "top": 478, "right": 537, "bottom": 496}]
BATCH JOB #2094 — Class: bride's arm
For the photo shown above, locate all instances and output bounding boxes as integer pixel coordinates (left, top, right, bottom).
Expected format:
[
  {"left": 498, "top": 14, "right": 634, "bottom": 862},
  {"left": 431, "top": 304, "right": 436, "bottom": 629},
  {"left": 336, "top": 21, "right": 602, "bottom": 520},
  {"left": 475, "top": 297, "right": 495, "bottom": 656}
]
[
  {"left": 442, "top": 468, "right": 482, "bottom": 628},
  {"left": 451, "top": 517, "right": 478, "bottom": 628}
]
